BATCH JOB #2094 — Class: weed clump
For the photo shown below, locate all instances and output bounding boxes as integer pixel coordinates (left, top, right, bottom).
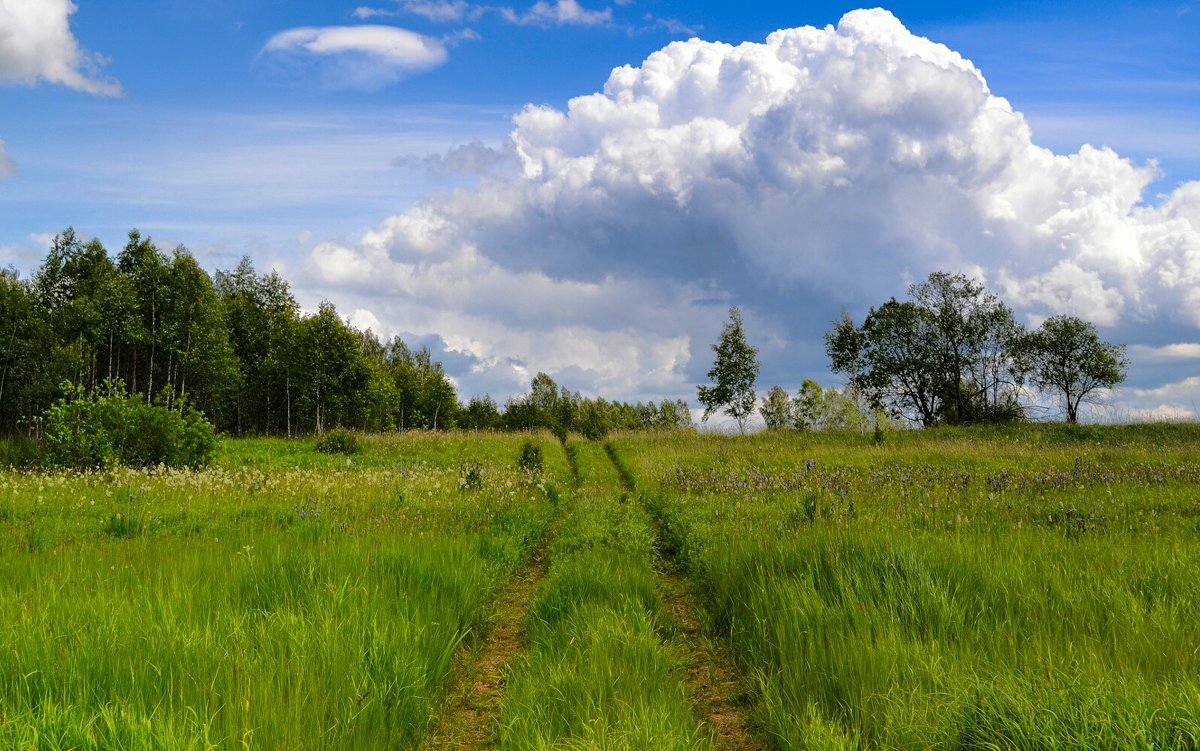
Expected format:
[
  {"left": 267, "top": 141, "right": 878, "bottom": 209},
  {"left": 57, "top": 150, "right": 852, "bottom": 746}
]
[
  {"left": 315, "top": 429, "right": 360, "bottom": 455},
  {"left": 518, "top": 440, "right": 544, "bottom": 475},
  {"left": 459, "top": 460, "right": 483, "bottom": 491}
]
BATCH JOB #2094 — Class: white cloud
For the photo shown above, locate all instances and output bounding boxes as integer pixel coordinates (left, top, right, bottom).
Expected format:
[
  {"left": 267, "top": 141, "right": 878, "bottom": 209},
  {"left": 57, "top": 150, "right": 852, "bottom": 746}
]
[
  {"left": 394, "top": 139, "right": 516, "bottom": 178},
  {"left": 401, "top": 1, "right": 483, "bottom": 22},
  {"left": 500, "top": 0, "right": 611, "bottom": 26},
  {"left": 1129, "top": 342, "right": 1200, "bottom": 362},
  {"left": 353, "top": 7, "right": 397, "bottom": 20},
  {"left": 302, "top": 9, "right": 1200, "bottom": 404},
  {"left": 261, "top": 25, "right": 447, "bottom": 88},
  {"left": 0, "top": 0, "right": 120, "bottom": 95},
  {"left": 0, "top": 138, "right": 13, "bottom": 178}
]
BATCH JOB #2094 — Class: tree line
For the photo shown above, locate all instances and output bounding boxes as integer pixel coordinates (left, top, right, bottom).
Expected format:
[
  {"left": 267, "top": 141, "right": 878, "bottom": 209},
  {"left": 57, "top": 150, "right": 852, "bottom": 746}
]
[
  {"left": 0, "top": 229, "right": 690, "bottom": 439},
  {"left": 697, "top": 272, "right": 1128, "bottom": 430}
]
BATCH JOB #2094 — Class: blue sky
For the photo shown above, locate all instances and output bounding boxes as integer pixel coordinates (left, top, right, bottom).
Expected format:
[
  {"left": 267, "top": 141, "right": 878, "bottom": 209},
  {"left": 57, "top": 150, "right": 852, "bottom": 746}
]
[{"left": 2, "top": 0, "right": 1199, "bottom": 422}]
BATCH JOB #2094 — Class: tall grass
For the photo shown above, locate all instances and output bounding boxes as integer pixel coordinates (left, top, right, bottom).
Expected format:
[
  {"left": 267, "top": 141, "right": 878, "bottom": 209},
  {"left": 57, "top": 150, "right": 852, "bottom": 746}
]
[
  {"left": 619, "top": 425, "right": 1200, "bottom": 749},
  {"left": 0, "top": 433, "right": 555, "bottom": 749}
]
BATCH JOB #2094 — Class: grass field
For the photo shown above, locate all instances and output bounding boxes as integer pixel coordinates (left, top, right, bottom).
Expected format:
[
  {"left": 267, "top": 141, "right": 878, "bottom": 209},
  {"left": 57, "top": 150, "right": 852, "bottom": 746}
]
[{"left": 2, "top": 424, "right": 1199, "bottom": 749}]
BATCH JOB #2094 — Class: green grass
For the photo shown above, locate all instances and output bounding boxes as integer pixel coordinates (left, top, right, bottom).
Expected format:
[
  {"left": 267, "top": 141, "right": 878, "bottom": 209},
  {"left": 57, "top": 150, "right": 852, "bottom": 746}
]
[
  {"left": 3, "top": 423, "right": 1199, "bottom": 749},
  {"left": 618, "top": 425, "right": 1200, "bottom": 749},
  {"left": 498, "top": 441, "right": 713, "bottom": 750},
  {"left": 0, "top": 432, "right": 556, "bottom": 749}
]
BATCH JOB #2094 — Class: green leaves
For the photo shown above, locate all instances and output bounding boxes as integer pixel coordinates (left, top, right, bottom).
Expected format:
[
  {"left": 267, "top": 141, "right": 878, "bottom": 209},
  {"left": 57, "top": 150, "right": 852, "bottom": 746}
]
[
  {"left": 697, "top": 306, "right": 760, "bottom": 434},
  {"left": 1016, "top": 315, "right": 1128, "bottom": 424},
  {"left": 43, "top": 379, "right": 218, "bottom": 468}
]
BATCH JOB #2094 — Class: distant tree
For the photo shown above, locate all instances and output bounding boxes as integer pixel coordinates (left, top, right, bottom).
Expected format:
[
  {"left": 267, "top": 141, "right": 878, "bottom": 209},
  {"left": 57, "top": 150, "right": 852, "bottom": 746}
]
[
  {"left": 1016, "top": 315, "right": 1128, "bottom": 424},
  {"left": 794, "top": 379, "right": 825, "bottom": 431},
  {"left": 215, "top": 256, "right": 300, "bottom": 436},
  {"left": 697, "top": 306, "right": 759, "bottom": 434},
  {"left": 0, "top": 268, "right": 42, "bottom": 433},
  {"left": 759, "top": 386, "right": 794, "bottom": 430},
  {"left": 528, "top": 372, "right": 559, "bottom": 429},
  {"left": 461, "top": 395, "right": 502, "bottom": 430},
  {"left": 295, "top": 301, "right": 364, "bottom": 434}
]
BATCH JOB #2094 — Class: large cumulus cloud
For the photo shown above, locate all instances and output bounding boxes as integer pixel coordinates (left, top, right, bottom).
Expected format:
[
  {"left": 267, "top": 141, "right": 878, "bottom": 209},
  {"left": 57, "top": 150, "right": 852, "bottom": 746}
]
[{"left": 308, "top": 8, "right": 1200, "bottom": 410}]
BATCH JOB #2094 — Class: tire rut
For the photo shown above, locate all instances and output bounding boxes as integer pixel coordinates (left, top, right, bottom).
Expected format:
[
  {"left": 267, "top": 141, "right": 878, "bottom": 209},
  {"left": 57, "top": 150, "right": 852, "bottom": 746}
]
[
  {"left": 602, "top": 441, "right": 766, "bottom": 751},
  {"left": 420, "top": 500, "right": 560, "bottom": 750}
]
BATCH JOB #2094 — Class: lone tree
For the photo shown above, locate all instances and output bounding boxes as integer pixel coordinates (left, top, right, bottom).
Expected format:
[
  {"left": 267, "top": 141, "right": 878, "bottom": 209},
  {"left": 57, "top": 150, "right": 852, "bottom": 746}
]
[
  {"left": 698, "top": 306, "right": 759, "bottom": 434},
  {"left": 1016, "top": 315, "right": 1128, "bottom": 424}
]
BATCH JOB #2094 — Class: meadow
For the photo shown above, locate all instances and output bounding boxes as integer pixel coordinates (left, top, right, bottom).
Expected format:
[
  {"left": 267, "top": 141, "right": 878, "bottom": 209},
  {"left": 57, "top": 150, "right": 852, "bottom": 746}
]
[{"left": 1, "top": 424, "right": 1199, "bottom": 749}]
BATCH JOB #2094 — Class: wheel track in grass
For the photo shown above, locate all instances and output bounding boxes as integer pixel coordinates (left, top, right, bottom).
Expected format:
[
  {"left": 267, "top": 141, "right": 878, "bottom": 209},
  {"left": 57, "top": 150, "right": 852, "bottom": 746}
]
[
  {"left": 603, "top": 441, "right": 766, "bottom": 751},
  {"left": 419, "top": 482, "right": 566, "bottom": 750}
]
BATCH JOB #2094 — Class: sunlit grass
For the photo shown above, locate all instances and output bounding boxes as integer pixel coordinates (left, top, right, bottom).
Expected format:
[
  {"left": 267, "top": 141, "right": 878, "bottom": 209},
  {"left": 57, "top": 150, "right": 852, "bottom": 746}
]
[
  {"left": 499, "top": 441, "right": 712, "bottom": 750},
  {"left": 619, "top": 424, "right": 1200, "bottom": 749},
  {"left": 0, "top": 432, "right": 556, "bottom": 749}
]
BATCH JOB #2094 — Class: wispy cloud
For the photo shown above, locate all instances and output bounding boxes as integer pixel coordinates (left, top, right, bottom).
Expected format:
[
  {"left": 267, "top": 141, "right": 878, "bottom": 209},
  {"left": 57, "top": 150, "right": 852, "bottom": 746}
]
[
  {"left": 261, "top": 25, "right": 448, "bottom": 88},
  {"left": 1130, "top": 343, "right": 1200, "bottom": 361},
  {"left": 358, "top": 0, "right": 616, "bottom": 27},
  {"left": 394, "top": 139, "right": 516, "bottom": 178},
  {"left": 356, "top": 1, "right": 489, "bottom": 22},
  {"left": 500, "top": 0, "right": 612, "bottom": 27},
  {"left": 0, "top": 0, "right": 121, "bottom": 95},
  {"left": 641, "top": 15, "right": 700, "bottom": 35},
  {"left": 0, "top": 139, "right": 14, "bottom": 178}
]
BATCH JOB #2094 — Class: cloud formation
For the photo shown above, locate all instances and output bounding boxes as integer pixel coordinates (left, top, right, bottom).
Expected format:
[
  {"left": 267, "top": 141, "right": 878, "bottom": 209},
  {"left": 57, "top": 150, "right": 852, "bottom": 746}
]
[
  {"left": 0, "top": 0, "right": 120, "bottom": 95},
  {"left": 306, "top": 9, "right": 1200, "bottom": 410},
  {"left": 262, "top": 25, "right": 447, "bottom": 88}
]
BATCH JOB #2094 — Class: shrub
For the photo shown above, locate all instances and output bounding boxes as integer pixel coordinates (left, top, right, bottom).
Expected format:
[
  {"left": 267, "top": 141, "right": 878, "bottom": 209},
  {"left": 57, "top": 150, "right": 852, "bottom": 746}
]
[
  {"left": 43, "top": 380, "right": 218, "bottom": 469},
  {"left": 518, "top": 440, "right": 544, "bottom": 475},
  {"left": 315, "top": 429, "right": 360, "bottom": 455}
]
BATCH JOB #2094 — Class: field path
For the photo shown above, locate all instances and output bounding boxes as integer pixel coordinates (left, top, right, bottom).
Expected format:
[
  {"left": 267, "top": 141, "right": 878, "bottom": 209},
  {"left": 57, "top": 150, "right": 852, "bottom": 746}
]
[
  {"left": 603, "top": 442, "right": 766, "bottom": 751},
  {"left": 420, "top": 505, "right": 559, "bottom": 750}
]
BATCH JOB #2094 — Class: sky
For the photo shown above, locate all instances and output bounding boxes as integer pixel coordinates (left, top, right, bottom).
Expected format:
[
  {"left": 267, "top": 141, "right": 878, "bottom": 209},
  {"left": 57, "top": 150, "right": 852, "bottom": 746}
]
[{"left": 1, "top": 0, "right": 1199, "bottom": 423}]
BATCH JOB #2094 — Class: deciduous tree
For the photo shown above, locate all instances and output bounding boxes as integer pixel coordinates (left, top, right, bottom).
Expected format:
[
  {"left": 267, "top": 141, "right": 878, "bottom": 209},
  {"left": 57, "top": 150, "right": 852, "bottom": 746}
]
[
  {"left": 1016, "top": 315, "right": 1128, "bottom": 424},
  {"left": 697, "top": 306, "right": 759, "bottom": 434}
]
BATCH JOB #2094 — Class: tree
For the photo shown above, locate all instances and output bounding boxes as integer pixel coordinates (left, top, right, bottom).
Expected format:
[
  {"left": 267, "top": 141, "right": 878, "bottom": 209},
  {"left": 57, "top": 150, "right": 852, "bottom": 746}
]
[
  {"left": 697, "top": 306, "right": 759, "bottom": 434},
  {"left": 759, "top": 385, "right": 794, "bottom": 430},
  {"left": 1016, "top": 315, "right": 1128, "bottom": 424},
  {"left": 826, "top": 272, "right": 1026, "bottom": 427}
]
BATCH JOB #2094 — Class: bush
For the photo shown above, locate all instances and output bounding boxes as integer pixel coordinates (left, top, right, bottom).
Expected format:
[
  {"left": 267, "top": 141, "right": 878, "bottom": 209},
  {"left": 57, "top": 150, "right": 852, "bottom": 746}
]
[
  {"left": 518, "top": 440, "right": 544, "bottom": 475},
  {"left": 43, "top": 380, "right": 218, "bottom": 469},
  {"left": 315, "top": 429, "right": 360, "bottom": 455}
]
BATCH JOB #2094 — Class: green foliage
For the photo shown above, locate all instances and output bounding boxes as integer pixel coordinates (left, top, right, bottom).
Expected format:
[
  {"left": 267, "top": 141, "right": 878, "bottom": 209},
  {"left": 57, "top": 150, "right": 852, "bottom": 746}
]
[
  {"left": 43, "top": 380, "right": 218, "bottom": 468},
  {"left": 0, "top": 436, "right": 44, "bottom": 468},
  {"left": 760, "top": 385, "right": 794, "bottom": 430},
  {"left": 828, "top": 272, "right": 1027, "bottom": 427},
  {"left": 0, "top": 440, "right": 554, "bottom": 749},
  {"left": 459, "top": 459, "right": 483, "bottom": 491},
  {"left": 500, "top": 442, "right": 712, "bottom": 750},
  {"left": 517, "top": 439, "right": 544, "bottom": 475},
  {"left": 1016, "top": 315, "right": 1129, "bottom": 424},
  {"left": 314, "top": 428, "right": 360, "bottom": 455},
  {"left": 624, "top": 426, "right": 1200, "bottom": 748},
  {"left": 697, "top": 306, "right": 759, "bottom": 433}
]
